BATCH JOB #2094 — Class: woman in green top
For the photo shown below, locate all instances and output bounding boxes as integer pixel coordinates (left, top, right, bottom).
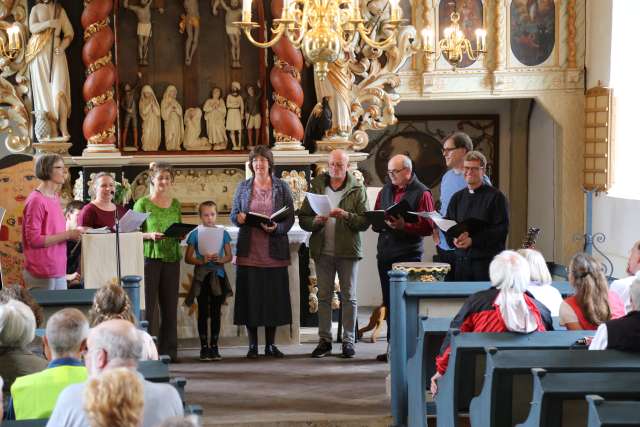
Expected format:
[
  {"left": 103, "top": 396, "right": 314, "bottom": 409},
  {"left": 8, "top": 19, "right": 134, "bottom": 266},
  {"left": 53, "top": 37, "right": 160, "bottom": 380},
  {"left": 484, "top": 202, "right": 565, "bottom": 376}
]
[{"left": 133, "top": 162, "right": 181, "bottom": 362}]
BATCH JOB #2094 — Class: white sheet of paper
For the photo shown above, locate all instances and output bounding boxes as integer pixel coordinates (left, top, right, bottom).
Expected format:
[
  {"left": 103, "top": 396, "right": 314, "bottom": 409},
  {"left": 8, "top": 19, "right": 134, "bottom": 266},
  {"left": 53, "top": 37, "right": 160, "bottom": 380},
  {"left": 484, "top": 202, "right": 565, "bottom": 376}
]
[
  {"left": 196, "top": 225, "right": 224, "bottom": 255},
  {"left": 305, "top": 192, "right": 333, "bottom": 216},
  {"left": 86, "top": 226, "right": 110, "bottom": 234},
  {"left": 410, "top": 211, "right": 458, "bottom": 232},
  {"left": 118, "top": 210, "right": 149, "bottom": 233}
]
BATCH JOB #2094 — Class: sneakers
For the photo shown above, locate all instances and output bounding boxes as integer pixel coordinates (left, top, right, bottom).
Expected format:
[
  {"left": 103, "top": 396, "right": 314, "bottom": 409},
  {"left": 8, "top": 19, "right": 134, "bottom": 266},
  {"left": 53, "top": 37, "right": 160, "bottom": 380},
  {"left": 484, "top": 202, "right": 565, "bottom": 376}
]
[
  {"left": 311, "top": 341, "right": 333, "bottom": 358},
  {"left": 199, "top": 347, "right": 208, "bottom": 361},
  {"left": 264, "top": 344, "right": 285, "bottom": 358},
  {"left": 246, "top": 345, "right": 259, "bottom": 359},
  {"left": 342, "top": 343, "right": 355, "bottom": 358},
  {"left": 209, "top": 345, "right": 222, "bottom": 361}
]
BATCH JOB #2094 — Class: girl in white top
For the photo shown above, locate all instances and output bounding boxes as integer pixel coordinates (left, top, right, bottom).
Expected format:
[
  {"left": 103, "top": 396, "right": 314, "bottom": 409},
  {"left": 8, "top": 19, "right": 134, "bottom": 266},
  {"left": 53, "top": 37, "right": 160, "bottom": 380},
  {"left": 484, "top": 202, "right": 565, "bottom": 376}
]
[{"left": 518, "top": 249, "right": 563, "bottom": 316}]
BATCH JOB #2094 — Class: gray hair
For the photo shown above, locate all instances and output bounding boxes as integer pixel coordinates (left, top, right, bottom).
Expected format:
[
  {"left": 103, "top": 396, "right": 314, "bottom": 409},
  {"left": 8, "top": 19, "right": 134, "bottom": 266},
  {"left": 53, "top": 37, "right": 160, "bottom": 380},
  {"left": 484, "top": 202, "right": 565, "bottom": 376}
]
[
  {"left": 0, "top": 299, "right": 36, "bottom": 349},
  {"left": 630, "top": 273, "right": 640, "bottom": 311},
  {"left": 91, "top": 320, "right": 143, "bottom": 362},
  {"left": 489, "top": 250, "right": 531, "bottom": 293},
  {"left": 464, "top": 150, "right": 487, "bottom": 168},
  {"left": 517, "top": 249, "right": 552, "bottom": 286},
  {"left": 46, "top": 308, "right": 89, "bottom": 358},
  {"left": 445, "top": 132, "right": 473, "bottom": 152}
]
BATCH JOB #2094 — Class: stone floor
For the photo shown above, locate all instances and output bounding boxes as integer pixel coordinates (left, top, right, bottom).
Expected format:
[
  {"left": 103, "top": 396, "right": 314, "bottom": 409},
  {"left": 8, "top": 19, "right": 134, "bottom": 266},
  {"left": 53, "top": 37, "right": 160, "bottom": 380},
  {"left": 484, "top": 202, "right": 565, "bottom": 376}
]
[{"left": 170, "top": 310, "right": 391, "bottom": 427}]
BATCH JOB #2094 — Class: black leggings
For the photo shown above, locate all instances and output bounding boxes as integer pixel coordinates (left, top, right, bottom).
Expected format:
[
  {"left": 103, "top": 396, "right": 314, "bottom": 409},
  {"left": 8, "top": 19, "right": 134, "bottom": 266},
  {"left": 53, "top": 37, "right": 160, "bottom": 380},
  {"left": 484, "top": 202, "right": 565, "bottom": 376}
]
[{"left": 197, "top": 274, "right": 225, "bottom": 347}]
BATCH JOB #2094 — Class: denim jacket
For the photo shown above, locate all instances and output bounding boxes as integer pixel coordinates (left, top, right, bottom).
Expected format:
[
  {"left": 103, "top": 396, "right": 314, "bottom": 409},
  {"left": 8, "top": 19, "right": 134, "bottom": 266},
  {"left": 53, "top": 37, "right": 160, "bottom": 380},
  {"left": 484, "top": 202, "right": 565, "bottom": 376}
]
[{"left": 230, "top": 176, "right": 295, "bottom": 260}]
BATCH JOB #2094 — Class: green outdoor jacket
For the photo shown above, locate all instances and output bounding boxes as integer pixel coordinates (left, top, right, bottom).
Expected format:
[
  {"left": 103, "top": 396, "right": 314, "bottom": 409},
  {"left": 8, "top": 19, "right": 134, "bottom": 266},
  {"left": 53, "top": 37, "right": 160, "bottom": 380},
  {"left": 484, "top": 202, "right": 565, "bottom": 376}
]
[{"left": 298, "top": 172, "right": 370, "bottom": 259}]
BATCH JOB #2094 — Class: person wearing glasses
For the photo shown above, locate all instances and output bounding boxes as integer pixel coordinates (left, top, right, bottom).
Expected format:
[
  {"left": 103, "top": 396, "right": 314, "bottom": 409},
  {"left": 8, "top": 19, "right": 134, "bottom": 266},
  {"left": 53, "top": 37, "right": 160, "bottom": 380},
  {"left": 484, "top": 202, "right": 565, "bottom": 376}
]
[
  {"left": 373, "top": 154, "right": 435, "bottom": 362},
  {"left": 434, "top": 132, "right": 490, "bottom": 280},
  {"left": 446, "top": 151, "right": 509, "bottom": 281}
]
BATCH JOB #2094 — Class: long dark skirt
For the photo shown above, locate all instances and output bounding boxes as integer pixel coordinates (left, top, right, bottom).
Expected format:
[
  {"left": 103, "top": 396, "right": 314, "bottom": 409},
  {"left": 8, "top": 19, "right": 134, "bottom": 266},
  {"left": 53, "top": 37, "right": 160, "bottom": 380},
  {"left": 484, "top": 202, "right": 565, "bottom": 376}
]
[{"left": 234, "top": 265, "right": 292, "bottom": 327}]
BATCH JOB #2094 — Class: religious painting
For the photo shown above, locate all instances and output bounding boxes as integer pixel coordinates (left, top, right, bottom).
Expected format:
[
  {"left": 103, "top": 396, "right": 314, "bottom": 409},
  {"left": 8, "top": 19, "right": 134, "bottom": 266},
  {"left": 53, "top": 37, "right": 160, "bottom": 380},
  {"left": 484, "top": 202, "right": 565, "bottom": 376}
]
[
  {"left": 438, "top": 0, "right": 484, "bottom": 68},
  {"left": 509, "top": 0, "right": 556, "bottom": 66},
  {"left": 358, "top": 116, "right": 499, "bottom": 197},
  {"left": 0, "top": 154, "right": 37, "bottom": 287}
]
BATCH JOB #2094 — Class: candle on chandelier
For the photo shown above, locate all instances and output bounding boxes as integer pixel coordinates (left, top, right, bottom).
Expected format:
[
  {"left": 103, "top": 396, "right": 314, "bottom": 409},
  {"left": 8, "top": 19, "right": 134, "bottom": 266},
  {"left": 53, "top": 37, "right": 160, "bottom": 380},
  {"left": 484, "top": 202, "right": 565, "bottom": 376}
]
[
  {"left": 7, "top": 25, "right": 19, "bottom": 50},
  {"left": 242, "top": 0, "right": 251, "bottom": 22},
  {"left": 282, "top": 0, "right": 289, "bottom": 18},
  {"left": 389, "top": 0, "right": 400, "bottom": 20},
  {"left": 421, "top": 28, "right": 432, "bottom": 52},
  {"left": 475, "top": 28, "right": 487, "bottom": 51}
]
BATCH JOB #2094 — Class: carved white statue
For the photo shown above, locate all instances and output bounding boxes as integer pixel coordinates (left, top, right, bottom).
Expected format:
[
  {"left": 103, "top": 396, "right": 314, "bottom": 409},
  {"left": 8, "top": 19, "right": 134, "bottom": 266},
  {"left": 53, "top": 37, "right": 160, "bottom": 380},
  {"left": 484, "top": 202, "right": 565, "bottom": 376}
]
[
  {"left": 160, "top": 85, "right": 184, "bottom": 151},
  {"left": 26, "top": 0, "right": 74, "bottom": 141},
  {"left": 203, "top": 87, "right": 228, "bottom": 150},
  {"left": 124, "top": 0, "right": 153, "bottom": 66},
  {"left": 211, "top": 0, "right": 242, "bottom": 68},
  {"left": 225, "top": 81, "right": 243, "bottom": 150},
  {"left": 183, "top": 107, "right": 210, "bottom": 150},
  {"left": 180, "top": 0, "right": 200, "bottom": 65},
  {"left": 139, "top": 85, "right": 161, "bottom": 151}
]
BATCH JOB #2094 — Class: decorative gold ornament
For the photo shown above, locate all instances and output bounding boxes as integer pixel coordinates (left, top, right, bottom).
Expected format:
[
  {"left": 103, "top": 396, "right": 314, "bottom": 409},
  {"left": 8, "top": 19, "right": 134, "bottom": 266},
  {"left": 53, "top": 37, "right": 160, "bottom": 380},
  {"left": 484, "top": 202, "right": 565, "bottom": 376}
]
[
  {"left": 421, "top": 11, "right": 486, "bottom": 69},
  {"left": 83, "top": 17, "right": 110, "bottom": 40},
  {"left": 87, "top": 125, "right": 115, "bottom": 145},
  {"left": 0, "top": 21, "right": 22, "bottom": 60},
  {"left": 234, "top": 0, "right": 406, "bottom": 80}
]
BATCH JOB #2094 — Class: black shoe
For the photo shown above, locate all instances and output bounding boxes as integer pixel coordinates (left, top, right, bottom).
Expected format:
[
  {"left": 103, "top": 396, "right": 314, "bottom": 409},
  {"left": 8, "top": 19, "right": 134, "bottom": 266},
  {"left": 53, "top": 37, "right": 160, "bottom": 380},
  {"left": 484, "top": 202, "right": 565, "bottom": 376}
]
[
  {"left": 376, "top": 352, "right": 388, "bottom": 362},
  {"left": 199, "top": 347, "right": 209, "bottom": 361},
  {"left": 342, "top": 343, "right": 355, "bottom": 358},
  {"left": 208, "top": 346, "right": 222, "bottom": 361},
  {"left": 247, "top": 345, "right": 259, "bottom": 359},
  {"left": 311, "top": 341, "right": 332, "bottom": 358},
  {"left": 264, "top": 344, "right": 285, "bottom": 358}
]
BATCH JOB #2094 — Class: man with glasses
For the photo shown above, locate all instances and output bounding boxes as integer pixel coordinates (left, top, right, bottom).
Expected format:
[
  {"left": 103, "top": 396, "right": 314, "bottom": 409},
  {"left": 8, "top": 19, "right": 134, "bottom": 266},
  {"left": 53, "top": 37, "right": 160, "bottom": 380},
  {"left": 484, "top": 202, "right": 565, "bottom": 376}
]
[
  {"left": 299, "top": 149, "right": 369, "bottom": 358},
  {"left": 373, "top": 154, "right": 435, "bottom": 362},
  {"left": 446, "top": 151, "right": 509, "bottom": 281},
  {"left": 435, "top": 132, "right": 490, "bottom": 280}
]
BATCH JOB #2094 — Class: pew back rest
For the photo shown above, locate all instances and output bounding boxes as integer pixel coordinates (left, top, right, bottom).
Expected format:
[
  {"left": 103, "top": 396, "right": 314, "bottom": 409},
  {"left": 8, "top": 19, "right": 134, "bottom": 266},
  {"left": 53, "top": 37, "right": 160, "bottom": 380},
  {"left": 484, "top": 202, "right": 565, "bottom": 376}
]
[{"left": 586, "top": 395, "right": 640, "bottom": 427}]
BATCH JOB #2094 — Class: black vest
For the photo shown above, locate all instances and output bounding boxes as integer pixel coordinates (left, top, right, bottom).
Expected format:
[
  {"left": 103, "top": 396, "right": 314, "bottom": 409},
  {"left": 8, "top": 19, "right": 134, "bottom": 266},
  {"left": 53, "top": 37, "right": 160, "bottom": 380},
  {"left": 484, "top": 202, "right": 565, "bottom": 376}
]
[
  {"left": 606, "top": 311, "right": 640, "bottom": 352},
  {"left": 377, "top": 176, "right": 429, "bottom": 261}
]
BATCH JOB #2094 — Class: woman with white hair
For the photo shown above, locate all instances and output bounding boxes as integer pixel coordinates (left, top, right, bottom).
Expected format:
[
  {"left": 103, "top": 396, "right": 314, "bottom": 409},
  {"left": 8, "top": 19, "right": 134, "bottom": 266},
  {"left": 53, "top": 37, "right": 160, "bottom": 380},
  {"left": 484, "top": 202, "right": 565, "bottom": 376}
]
[
  {"left": 517, "top": 248, "right": 563, "bottom": 316},
  {"left": 430, "top": 250, "right": 553, "bottom": 394},
  {"left": 0, "top": 299, "right": 47, "bottom": 393}
]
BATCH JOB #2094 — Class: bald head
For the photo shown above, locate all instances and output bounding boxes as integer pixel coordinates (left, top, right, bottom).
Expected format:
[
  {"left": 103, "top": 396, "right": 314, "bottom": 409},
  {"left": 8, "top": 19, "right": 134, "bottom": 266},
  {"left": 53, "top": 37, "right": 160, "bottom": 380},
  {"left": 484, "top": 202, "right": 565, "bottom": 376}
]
[
  {"left": 328, "top": 149, "right": 349, "bottom": 182},
  {"left": 387, "top": 154, "right": 413, "bottom": 187},
  {"left": 45, "top": 308, "right": 89, "bottom": 359}
]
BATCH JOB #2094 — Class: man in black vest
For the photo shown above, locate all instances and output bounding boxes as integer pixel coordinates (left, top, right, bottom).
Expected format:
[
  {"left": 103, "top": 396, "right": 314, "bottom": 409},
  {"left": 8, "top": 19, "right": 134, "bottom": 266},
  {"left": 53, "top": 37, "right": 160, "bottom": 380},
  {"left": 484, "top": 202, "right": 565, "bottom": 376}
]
[
  {"left": 446, "top": 151, "right": 509, "bottom": 281},
  {"left": 589, "top": 279, "right": 640, "bottom": 352},
  {"left": 373, "top": 154, "right": 435, "bottom": 362}
]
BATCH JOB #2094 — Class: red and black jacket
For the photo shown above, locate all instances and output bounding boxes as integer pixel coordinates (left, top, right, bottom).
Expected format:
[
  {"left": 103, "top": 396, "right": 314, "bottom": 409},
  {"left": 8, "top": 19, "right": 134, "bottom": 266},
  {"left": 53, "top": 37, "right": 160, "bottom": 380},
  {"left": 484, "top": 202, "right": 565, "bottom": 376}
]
[{"left": 435, "top": 287, "right": 553, "bottom": 374}]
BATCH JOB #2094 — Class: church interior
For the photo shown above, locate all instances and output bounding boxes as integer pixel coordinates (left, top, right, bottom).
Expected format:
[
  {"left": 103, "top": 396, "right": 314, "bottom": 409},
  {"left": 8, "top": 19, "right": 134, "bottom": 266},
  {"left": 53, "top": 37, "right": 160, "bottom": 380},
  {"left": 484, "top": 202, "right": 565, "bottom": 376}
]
[{"left": 0, "top": 0, "right": 639, "bottom": 426}]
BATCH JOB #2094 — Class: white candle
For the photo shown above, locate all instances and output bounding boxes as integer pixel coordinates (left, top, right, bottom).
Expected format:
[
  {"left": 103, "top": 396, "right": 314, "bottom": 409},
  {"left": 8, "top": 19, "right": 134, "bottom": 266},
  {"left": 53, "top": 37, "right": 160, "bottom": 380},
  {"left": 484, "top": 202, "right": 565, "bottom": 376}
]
[
  {"left": 475, "top": 28, "right": 486, "bottom": 51},
  {"left": 421, "top": 28, "right": 431, "bottom": 51},
  {"left": 282, "top": 0, "right": 289, "bottom": 18},
  {"left": 7, "top": 25, "right": 19, "bottom": 50},
  {"left": 242, "top": 0, "right": 251, "bottom": 21},
  {"left": 389, "top": 0, "right": 400, "bottom": 20}
]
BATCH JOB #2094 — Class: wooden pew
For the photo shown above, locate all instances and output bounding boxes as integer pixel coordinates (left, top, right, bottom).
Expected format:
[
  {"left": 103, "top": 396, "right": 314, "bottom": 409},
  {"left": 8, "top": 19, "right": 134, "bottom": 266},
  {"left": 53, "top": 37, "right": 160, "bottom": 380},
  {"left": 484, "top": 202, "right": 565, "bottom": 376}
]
[
  {"left": 517, "top": 370, "right": 640, "bottom": 427},
  {"left": 30, "top": 289, "right": 96, "bottom": 321},
  {"left": 470, "top": 349, "right": 640, "bottom": 427},
  {"left": 586, "top": 395, "right": 640, "bottom": 427},
  {"left": 389, "top": 269, "right": 575, "bottom": 427}
]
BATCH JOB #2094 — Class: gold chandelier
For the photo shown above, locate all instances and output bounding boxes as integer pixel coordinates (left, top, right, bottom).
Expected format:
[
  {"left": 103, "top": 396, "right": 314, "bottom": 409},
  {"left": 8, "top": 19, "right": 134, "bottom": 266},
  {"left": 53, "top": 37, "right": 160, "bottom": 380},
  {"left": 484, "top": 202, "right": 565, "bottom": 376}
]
[
  {"left": 0, "top": 23, "right": 22, "bottom": 61},
  {"left": 234, "top": 0, "right": 405, "bottom": 80},
  {"left": 421, "top": 11, "right": 486, "bottom": 68}
]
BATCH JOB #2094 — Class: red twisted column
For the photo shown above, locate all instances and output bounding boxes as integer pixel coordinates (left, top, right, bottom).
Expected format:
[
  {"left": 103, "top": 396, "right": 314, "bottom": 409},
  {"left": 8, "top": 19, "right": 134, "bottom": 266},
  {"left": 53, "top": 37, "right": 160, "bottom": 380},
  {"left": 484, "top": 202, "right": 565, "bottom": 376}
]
[
  {"left": 269, "top": 0, "right": 304, "bottom": 151},
  {"left": 81, "top": 0, "right": 118, "bottom": 154}
]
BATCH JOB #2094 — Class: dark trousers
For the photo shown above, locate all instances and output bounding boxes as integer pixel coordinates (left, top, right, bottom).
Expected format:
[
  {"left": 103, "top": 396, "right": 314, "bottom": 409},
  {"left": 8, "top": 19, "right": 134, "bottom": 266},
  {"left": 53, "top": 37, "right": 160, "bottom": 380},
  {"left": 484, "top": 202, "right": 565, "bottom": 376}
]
[
  {"left": 453, "top": 256, "right": 491, "bottom": 281},
  {"left": 434, "top": 247, "right": 457, "bottom": 281},
  {"left": 144, "top": 259, "right": 180, "bottom": 360},
  {"left": 377, "top": 253, "right": 422, "bottom": 341},
  {"left": 197, "top": 273, "right": 224, "bottom": 347}
]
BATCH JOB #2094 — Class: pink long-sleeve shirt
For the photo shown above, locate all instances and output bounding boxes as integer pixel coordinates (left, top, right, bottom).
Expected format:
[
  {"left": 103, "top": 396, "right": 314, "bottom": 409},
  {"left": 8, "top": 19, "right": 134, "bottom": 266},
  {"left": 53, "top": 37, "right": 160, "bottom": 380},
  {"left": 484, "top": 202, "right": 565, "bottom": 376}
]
[{"left": 22, "top": 190, "right": 67, "bottom": 278}]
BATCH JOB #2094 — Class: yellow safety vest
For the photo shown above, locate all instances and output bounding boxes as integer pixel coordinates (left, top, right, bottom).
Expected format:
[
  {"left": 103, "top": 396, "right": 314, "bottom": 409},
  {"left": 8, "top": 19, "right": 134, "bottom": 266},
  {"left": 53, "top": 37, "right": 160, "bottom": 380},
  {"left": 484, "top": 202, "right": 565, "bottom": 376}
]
[{"left": 11, "top": 364, "right": 88, "bottom": 420}]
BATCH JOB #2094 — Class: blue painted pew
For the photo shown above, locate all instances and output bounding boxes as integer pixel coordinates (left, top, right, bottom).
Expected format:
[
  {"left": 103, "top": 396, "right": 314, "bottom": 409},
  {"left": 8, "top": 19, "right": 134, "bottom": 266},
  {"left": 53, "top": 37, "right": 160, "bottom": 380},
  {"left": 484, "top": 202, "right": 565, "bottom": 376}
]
[
  {"left": 470, "top": 348, "right": 640, "bottom": 427},
  {"left": 517, "top": 370, "right": 640, "bottom": 427},
  {"left": 586, "top": 395, "right": 640, "bottom": 427},
  {"left": 389, "top": 270, "right": 575, "bottom": 426},
  {"left": 2, "top": 420, "right": 48, "bottom": 426},
  {"left": 30, "top": 288, "right": 96, "bottom": 320}
]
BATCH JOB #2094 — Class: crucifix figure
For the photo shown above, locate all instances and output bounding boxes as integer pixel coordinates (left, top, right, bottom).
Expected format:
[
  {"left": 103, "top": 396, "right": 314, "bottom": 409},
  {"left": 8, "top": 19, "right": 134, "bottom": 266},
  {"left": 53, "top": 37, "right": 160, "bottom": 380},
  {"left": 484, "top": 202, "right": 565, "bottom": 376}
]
[
  {"left": 211, "top": 0, "right": 242, "bottom": 68},
  {"left": 124, "top": 0, "right": 153, "bottom": 66},
  {"left": 180, "top": 0, "right": 200, "bottom": 65}
]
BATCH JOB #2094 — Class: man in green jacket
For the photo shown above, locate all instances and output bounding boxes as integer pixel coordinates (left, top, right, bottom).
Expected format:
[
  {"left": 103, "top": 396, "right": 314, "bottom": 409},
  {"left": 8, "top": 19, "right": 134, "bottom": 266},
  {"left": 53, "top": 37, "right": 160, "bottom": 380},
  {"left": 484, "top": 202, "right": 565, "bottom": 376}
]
[{"left": 299, "top": 149, "right": 369, "bottom": 358}]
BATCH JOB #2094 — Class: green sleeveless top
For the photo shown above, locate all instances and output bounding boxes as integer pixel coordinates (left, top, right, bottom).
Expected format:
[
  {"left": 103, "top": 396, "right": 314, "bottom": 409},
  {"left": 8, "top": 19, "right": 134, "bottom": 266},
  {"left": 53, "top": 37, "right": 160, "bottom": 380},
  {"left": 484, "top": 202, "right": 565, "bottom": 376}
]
[{"left": 133, "top": 196, "right": 182, "bottom": 262}]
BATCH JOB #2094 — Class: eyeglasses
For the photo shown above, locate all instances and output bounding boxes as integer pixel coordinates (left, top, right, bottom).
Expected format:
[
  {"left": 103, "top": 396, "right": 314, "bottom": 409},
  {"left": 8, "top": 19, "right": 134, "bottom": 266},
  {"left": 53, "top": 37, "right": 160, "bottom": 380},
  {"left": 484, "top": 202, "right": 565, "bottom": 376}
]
[{"left": 387, "top": 167, "right": 407, "bottom": 176}]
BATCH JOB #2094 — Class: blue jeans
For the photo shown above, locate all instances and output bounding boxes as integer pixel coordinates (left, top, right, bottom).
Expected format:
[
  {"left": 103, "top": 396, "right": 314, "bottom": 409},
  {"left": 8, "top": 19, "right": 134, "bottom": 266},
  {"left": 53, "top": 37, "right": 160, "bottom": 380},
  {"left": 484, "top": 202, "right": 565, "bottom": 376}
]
[{"left": 315, "top": 254, "right": 359, "bottom": 345}]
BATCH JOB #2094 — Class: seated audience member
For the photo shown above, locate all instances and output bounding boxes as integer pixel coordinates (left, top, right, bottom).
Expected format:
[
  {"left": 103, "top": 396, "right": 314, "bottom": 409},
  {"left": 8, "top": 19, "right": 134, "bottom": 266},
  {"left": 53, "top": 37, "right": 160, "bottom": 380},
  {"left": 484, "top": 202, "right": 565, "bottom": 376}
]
[
  {"left": 0, "top": 299, "right": 47, "bottom": 395},
  {"left": 47, "top": 319, "right": 183, "bottom": 427},
  {"left": 518, "top": 249, "right": 563, "bottom": 316},
  {"left": 158, "top": 415, "right": 201, "bottom": 427},
  {"left": 610, "top": 241, "right": 640, "bottom": 313},
  {"left": 84, "top": 367, "right": 144, "bottom": 427},
  {"left": 64, "top": 201, "right": 85, "bottom": 288},
  {"left": 88, "top": 283, "right": 158, "bottom": 360},
  {"left": 7, "top": 308, "right": 89, "bottom": 420},
  {"left": 560, "top": 252, "right": 625, "bottom": 330},
  {"left": 430, "top": 250, "right": 552, "bottom": 394},
  {"left": 0, "top": 285, "right": 45, "bottom": 328},
  {"left": 590, "top": 278, "right": 640, "bottom": 351}
]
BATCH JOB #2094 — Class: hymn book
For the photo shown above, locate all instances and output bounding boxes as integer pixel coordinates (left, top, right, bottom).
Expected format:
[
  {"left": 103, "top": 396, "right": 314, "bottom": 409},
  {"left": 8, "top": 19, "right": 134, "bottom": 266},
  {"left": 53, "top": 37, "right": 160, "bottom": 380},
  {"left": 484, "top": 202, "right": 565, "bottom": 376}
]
[{"left": 245, "top": 205, "right": 290, "bottom": 227}]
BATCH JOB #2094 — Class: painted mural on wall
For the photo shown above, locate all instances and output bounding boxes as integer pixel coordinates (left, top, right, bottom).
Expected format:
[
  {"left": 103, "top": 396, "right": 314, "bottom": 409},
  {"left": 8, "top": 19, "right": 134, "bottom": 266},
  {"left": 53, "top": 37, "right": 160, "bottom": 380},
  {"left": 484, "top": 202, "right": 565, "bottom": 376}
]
[
  {"left": 0, "top": 155, "right": 37, "bottom": 287},
  {"left": 438, "top": 0, "right": 484, "bottom": 68},
  {"left": 358, "top": 115, "right": 499, "bottom": 199},
  {"left": 510, "top": 0, "right": 555, "bottom": 66}
]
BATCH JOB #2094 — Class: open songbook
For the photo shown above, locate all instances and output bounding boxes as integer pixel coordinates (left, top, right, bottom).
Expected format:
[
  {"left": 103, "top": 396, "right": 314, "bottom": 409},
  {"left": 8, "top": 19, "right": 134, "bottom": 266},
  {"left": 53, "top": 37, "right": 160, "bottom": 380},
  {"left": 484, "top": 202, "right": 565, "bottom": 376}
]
[
  {"left": 366, "top": 199, "right": 418, "bottom": 231},
  {"left": 412, "top": 211, "right": 488, "bottom": 239},
  {"left": 245, "top": 205, "right": 290, "bottom": 227}
]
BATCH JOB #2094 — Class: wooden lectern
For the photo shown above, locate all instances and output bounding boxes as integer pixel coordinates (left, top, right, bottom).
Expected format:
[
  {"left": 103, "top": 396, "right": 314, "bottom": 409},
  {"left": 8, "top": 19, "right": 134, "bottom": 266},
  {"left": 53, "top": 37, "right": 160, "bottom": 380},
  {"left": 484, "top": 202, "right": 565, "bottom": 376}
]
[{"left": 81, "top": 232, "right": 146, "bottom": 307}]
